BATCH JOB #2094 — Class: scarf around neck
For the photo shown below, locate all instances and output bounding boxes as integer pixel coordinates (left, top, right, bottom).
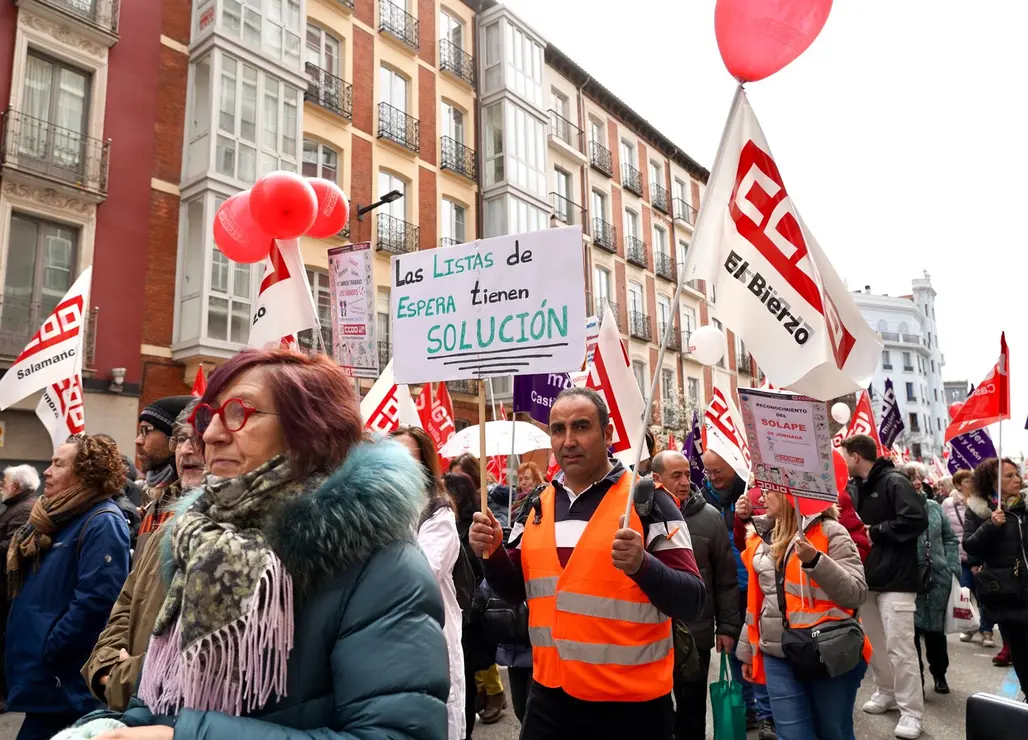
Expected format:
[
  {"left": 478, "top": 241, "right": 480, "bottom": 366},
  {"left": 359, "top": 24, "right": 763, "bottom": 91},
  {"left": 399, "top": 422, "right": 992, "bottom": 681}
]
[
  {"left": 7, "top": 483, "right": 107, "bottom": 597},
  {"left": 138, "top": 455, "right": 322, "bottom": 716},
  {"left": 144, "top": 459, "right": 178, "bottom": 490}
]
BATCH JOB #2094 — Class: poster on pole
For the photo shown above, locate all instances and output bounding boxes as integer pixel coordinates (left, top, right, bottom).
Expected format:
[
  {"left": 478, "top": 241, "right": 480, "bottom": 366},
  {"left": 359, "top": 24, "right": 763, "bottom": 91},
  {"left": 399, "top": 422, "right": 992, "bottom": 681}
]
[
  {"left": 584, "top": 315, "right": 599, "bottom": 368},
  {"left": 737, "top": 388, "right": 836, "bottom": 502},
  {"left": 328, "top": 242, "right": 377, "bottom": 378},
  {"left": 390, "top": 226, "right": 586, "bottom": 384}
]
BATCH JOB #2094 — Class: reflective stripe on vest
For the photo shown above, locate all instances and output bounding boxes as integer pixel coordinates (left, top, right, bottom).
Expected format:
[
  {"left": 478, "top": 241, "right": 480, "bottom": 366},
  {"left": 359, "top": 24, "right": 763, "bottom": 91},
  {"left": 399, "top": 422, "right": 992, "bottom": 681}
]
[
  {"left": 520, "top": 472, "right": 673, "bottom": 703},
  {"left": 784, "top": 523, "right": 855, "bottom": 629}
]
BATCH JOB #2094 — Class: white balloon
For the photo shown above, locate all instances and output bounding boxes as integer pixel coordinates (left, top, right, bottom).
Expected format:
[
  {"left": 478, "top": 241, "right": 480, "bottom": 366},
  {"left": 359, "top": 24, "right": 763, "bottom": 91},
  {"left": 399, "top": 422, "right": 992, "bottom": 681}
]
[
  {"left": 688, "top": 325, "right": 726, "bottom": 366},
  {"left": 831, "top": 402, "right": 851, "bottom": 425}
]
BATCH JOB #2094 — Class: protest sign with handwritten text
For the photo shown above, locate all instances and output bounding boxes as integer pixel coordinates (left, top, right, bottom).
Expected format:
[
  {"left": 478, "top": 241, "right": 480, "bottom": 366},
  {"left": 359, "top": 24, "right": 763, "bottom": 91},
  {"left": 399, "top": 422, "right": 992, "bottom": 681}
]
[{"left": 390, "top": 226, "right": 585, "bottom": 384}]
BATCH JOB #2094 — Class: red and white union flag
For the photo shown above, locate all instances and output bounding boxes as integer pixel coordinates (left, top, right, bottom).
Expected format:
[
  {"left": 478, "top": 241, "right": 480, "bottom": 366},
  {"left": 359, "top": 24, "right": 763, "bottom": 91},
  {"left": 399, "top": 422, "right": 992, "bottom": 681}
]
[
  {"left": 680, "top": 88, "right": 881, "bottom": 401},
  {"left": 585, "top": 302, "right": 649, "bottom": 466},
  {"left": 360, "top": 358, "right": 422, "bottom": 434},
  {"left": 945, "top": 333, "right": 1009, "bottom": 443},
  {"left": 248, "top": 239, "right": 319, "bottom": 350},
  {"left": 846, "top": 389, "right": 888, "bottom": 457},
  {"left": 0, "top": 266, "right": 91, "bottom": 411},
  {"left": 703, "top": 378, "right": 752, "bottom": 482},
  {"left": 37, "top": 376, "right": 86, "bottom": 452}
]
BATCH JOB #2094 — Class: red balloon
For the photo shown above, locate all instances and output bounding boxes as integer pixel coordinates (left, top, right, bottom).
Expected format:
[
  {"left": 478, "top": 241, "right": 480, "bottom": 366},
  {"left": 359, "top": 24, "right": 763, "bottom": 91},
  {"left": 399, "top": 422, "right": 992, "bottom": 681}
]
[
  {"left": 833, "top": 448, "right": 850, "bottom": 494},
  {"left": 212, "top": 191, "right": 273, "bottom": 264},
  {"left": 949, "top": 401, "right": 964, "bottom": 420},
  {"left": 249, "top": 171, "right": 318, "bottom": 239},
  {"left": 714, "top": 0, "right": 833, "bottom": 82},
  {"left": 306, "top": 179, "right": 350, "bottom": 238}
]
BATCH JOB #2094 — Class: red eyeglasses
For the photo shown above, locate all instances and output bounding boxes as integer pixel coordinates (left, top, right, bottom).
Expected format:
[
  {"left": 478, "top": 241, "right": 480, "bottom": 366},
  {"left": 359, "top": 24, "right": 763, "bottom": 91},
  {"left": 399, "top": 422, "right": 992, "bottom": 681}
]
[{"left": 189, "top": 398, "right": 277, "bottom": 435}]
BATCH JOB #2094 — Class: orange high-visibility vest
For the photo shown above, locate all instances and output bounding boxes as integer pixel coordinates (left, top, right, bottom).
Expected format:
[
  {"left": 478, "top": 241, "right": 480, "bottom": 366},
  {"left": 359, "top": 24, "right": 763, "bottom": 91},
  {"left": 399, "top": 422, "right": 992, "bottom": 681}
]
[
  {"left": 520, "top": 472, "right": 673, "bottom": 702},
  {"left": 743, "top": 521, "right": 872, "bottom": 684}
]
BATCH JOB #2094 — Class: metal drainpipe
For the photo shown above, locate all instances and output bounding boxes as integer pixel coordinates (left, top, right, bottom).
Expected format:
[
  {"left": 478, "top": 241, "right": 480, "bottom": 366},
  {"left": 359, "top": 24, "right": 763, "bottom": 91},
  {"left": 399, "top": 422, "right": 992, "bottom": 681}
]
[
  {"left": 577, "top": 75, "right": 592, "bottom": 314},
  {"left": 473, "top": 14, "right": 483, "bottom": 243}
]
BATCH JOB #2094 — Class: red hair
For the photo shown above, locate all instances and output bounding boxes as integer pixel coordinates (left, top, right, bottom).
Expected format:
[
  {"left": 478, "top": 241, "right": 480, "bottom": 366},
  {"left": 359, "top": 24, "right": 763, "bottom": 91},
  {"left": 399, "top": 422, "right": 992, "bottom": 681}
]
[{"left": 201, "top": 349, "right": 362, "bottom": 477}]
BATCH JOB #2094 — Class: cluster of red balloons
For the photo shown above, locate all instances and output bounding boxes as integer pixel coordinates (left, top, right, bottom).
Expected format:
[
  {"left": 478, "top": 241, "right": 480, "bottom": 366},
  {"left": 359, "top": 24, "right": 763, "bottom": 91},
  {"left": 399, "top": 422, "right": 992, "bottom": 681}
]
[
  {"left": 213, "top": 171, "right": 350, "bottom": 263},
  {"left": 714, "top": 0, "right": 833, "bottom": 83}
]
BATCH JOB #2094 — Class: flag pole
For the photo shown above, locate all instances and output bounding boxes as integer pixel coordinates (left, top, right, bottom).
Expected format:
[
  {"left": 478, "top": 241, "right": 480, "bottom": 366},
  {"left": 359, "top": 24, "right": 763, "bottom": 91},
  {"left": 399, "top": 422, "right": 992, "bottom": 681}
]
[
  {"left": 508, "top": 380, "right": 517, "bottom": 522},
  {"left": 479, "top": 379, "right": 490, "bottom": 559},
  {"left": 624, "top": 84, "right": 747, "bottom": 526}
]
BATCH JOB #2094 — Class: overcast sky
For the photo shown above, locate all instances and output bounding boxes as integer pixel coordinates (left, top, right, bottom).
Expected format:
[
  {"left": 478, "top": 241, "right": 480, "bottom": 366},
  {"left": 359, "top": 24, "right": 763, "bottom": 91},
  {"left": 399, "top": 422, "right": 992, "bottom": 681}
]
[{"left": 505, "top": 0, "right": 1027, "bottom": 455}]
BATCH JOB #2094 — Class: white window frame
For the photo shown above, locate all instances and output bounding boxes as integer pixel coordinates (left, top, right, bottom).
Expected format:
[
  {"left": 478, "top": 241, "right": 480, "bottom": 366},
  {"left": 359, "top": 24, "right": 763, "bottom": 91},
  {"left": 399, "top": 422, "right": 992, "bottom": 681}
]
[
  {"left": 653, "top": 224, "right": 668, "bottom": 258},
  {"left": 440, "top": 100, "right": 466, "bottom": 144},
  {"left": 620, "top": 138, "right": 636, "bottom": 168},
  {"left": 591, "top": 189, "right": 608, "bottom": 222},
  {"left": 441, "top": 198, "right": 466, "bottom": 243},
  {"left": 219, "top": 0, "right": 302, "bottom": 68},
  {"left": 623, "top": 208, "right": 639, "bottom": 238},
  {"left": 378, "top": 170, "right": 407, "bottom": 220},
  {"left": 302, "top": 138, "right": 340, "bottom": 182},
  {"left": 305, "top": 23, "right": 342, "bottom": 76},
  {"left": 628, "top": 280, "right": 644, "bottom": 314}
]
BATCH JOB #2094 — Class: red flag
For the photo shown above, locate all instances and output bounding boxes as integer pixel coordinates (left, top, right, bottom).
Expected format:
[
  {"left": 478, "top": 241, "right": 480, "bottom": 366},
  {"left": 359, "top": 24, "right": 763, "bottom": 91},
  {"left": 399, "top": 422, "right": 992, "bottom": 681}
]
[
  {"left": 846, "top": 390, "right": 888, "bottom": 458},
  {"left": 546, "top": 452, "right": 561, "bottom": 480},
  {"left": 667, "top": 433, "right": 679, "bottom": 452},
  {"left": 945, "top": 333, "right": 1010, "bottom": 443},
  {"left": 486, "top": 404, "right": 508, "bottom": 483},
  {"left": 419, "top": 382, "right": 456, "bottom": 471},
  {"left": 415, "top": 382, "right": 434, "bottom": 433},
  {"left": 191, "top": 365, "right": 207, "bottom": 398}
]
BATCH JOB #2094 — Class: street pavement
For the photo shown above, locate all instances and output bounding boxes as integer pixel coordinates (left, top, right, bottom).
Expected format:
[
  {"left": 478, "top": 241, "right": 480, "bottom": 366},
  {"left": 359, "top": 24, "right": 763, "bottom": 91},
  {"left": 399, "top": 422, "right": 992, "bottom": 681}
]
[{"left": 0, "top": 634, "right": 1017, "bottom": 740}]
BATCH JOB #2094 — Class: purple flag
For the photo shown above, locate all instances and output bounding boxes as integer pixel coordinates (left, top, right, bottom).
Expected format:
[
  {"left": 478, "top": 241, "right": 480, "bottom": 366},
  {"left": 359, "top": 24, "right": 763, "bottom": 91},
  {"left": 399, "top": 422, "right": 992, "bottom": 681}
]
[
  {"left": 947, "top": 428, "right": 998, "bottom": 472},
  {"left": 684, "top": 409, "right": 705, "bottom": 490},
  {"left": 878, "top": 378, "right": 905, "bottom": 448},
  {"left": 512, "top": 373, "right": 573, "bottom": 425}
]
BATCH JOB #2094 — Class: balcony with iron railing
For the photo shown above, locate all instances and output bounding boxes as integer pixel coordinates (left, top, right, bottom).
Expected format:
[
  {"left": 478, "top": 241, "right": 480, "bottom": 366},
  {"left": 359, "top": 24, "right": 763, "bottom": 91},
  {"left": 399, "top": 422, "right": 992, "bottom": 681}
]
[
  {"left": 592, "top": 217, "right": 616, "bottom": 253},
  {"left": 440, "top": 236, "right": 461, "bottom": 248},
  {"left": 625, "top": 235, "right": 648, "bottom": 268},
  {"left": 447, "top": 379, "right": 479, "bottom": 395},
  {"left": 378, "top": 102, "right": 419, "bottom": 154},
  {"left": 651, "top": 182, "right": 669, "bottom": 213},
  {"left": 305, "top": 63, "right": 352, "bottom": 120},
  {"left": 593, "top": 297, "right": 622, "bottom": 331},
  {"left": 622, "top": 163, "right": 643, "bottom": 196},
  {"left": 379, "top": 0, "right": 419, "bottom": 51},
  {"left": 550, "top": 192, "right": 581, "bottom": 226},
  {"left": 548, "top": 110, "right": 583, "bottom": 152},
  {"left": 589, "top": 140, "right": 613, "bottom": 177},
  {"left": 335, "top": 0, "right": 354, "bottom": 9},
  {"left": 659, "top": 322, "right": 681, "bottom": 352},
  {"left": 673, "top": 197, "right": 697, "bottom": 225},
  {"left": 440, "top": 136, "right": 476, "bottom": 181},
  {"left": 1, "top": 109, "right": 110, "bottom": 200},
  {"left": 0, "top": 295, "right": 98, "bottom": 370},
  {"left": 655, "top": 251, "right": 675, "bottom": 282},
  {"left": 439, "top": 39, "right": 475, "bottom": 87},
  {"left": 378, "top": 341, "right": 392, "bottom": 369},
  {"left": 376, "top": 213, "right": 419, "bottom": 254},
  {"left": 629, "top": 310, "right": 652, "bottom": 342},
  {"left": 31, "top": 0, "right": 120, "bottom": 42}
]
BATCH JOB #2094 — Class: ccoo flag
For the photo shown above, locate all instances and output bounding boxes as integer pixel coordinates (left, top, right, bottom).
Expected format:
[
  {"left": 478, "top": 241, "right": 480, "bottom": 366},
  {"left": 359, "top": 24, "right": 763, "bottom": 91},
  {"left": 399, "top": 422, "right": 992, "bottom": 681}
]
[
  {"left": 680, "top": 88, "right": 881, "bottom": 400},
  {"left": 945, "top": 334, "right": 1010, "bottom": 443},
  {"left": 878, "top": 378, "right": 905, "bottom": 449},
  {"left": 360, "top": 358, "right": 421, "bottom": 434},
  {"left": 36, "top": 376, "right": 86, "bottom": 452},
  {"left": 703, "top": 379, "right": 752, "bottom": 482},
  {"left": 0, "top": 267, "right": 92, "bottom": 410},
  {"left": 248, "top": 239, "right": 319, "bottom": 350}
]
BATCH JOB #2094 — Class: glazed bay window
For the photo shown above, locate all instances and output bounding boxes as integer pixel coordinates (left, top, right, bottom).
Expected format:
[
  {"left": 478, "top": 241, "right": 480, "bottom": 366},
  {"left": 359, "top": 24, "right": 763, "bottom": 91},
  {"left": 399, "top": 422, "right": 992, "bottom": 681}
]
[
  {"left": 484, "top": 103, "right": 504, "bottom": 186},
  {"left": 505, "top": 23, "right": 543, "bottom": 108},
  {"left": 220, "top": 0, "right": 302, "bottom": 68},
  {"left": 211, "top": 52, "right": 299, "bottom": 185},
  {"left": 1, "top": 214, "right": 77, "bottom": 356},
  {"left": 505, "top": 103, "right": 546, "bottom": 196}
]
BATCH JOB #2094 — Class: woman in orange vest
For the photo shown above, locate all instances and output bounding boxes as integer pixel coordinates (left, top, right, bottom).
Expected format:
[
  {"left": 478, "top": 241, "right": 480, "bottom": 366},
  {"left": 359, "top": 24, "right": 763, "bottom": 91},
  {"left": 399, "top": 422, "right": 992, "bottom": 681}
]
[{"left": 737, "top": 490, "right": 871, "bottom": 740}]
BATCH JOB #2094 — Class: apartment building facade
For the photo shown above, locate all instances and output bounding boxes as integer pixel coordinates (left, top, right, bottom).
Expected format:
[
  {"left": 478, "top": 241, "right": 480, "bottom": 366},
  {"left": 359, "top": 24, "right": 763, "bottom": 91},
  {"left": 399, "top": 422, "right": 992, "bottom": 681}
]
[
  {"left": 139, "top": 0, "right": 481, "bottom": 421},
  {"left": 0, "top": 0, "right": 176, "bottom": 470}
]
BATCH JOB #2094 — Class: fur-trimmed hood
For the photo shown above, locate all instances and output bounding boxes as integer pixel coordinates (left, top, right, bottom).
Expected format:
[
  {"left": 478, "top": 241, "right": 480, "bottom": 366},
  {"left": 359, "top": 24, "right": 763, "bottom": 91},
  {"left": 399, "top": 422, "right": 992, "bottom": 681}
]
[
  {"left": 967, "top": 492, "right": 993, "bottom": 520},
  {"left": 161, "top": 441, "right": 425, "bottom": 598}
]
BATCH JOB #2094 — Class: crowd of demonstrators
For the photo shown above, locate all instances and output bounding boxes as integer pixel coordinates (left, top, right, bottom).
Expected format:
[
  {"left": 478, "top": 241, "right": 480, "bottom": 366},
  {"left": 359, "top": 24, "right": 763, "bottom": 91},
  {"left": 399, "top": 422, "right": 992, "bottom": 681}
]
[
  {"left": 651, "top": 450, "right": 743, "bottom": 740},
  {"left": 0, "top": 466, "right": 39, "bottom": 711},
  {"left": 134, "top": 396, "right": 194, "bottom": 549},
  {"left": 392, "top": 427, "right": 466, "bottom": 740},
  {"left": 513, "top": 462, "right": 545, "bottom": 520},
  {"left": 901, "top": 464, "right": 960, "bottom": 696},
  {"left": 840, "top": 435, "right": 928, "bottom": 740},
  {"left": 700, "top": 450, "right": 774, "bottom": 733},
  {"left": 83, "top": 401, "right": 202, "bottom": 712},
  {"left": 469, "top": 387, "right": 705, "bottom": 739},
  {"left": 945, "top": 470, "right": 998, "bottom": 647},
  {"left": 964, "top": 457, "right": 1028, "bottom": 691},
  {"left": 6, "top": 436, "right": 131, "bottom": 740}
]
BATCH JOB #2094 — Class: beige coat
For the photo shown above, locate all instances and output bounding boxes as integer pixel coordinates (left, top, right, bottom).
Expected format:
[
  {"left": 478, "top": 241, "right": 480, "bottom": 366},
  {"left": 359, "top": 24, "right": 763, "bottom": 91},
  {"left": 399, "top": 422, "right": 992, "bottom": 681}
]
[
  {"left": 737, "top": 515, "right": 867, "bottom": 663},
  {"left": 81, "top": 522, "right": 168, "bottom": 710}
]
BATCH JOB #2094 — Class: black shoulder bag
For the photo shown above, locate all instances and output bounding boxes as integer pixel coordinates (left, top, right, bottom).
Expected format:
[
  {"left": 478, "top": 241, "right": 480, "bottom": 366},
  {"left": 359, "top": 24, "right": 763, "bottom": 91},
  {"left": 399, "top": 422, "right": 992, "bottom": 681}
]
[{"left": 775, "top": 556, "right": 865, "bottom": 681}]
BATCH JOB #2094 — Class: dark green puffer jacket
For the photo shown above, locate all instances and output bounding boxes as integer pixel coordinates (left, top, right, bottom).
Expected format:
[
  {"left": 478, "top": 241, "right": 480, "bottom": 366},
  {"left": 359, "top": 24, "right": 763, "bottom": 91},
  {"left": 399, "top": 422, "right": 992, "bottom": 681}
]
[{"left": 119, "top": 440, "right": 450, "bottom": 740}]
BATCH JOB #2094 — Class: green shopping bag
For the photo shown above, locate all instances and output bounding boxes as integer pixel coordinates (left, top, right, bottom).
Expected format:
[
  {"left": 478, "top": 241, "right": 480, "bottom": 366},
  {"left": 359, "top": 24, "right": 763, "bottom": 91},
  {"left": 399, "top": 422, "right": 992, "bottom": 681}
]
[{"left": 709, "top": 651, "right": 747, "bottom": 740}]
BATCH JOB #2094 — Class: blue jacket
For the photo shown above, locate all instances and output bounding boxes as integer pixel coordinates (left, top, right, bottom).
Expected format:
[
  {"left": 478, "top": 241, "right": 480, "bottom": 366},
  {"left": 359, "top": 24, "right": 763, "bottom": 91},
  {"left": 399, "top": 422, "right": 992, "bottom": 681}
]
[{"left": 6, "top": 500, "right": 130, "bottom": 714}]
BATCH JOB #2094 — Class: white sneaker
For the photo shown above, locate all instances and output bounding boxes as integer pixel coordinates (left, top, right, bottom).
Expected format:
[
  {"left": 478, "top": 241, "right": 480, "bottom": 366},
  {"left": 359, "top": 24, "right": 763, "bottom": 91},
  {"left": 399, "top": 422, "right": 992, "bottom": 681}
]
[
  {"left": 894, "top": 715, "right": 923, "bottom": 739},
  {"left": 959, "top": 631, "right": 976, "bottom": 642},
  {"left": 863, "top": 691, "right": 899, "bottom": 714},
  {"left": 982, "top": 631, "right": 996, "bottom": 648}
]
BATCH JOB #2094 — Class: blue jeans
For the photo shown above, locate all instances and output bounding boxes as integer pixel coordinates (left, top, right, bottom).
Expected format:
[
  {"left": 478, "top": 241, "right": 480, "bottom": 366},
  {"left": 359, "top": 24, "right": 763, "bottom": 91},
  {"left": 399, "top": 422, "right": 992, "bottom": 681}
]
[
  {"left": 961, "top": 563, "right": 995, "bottom": 633},
  {"left": 762, "top": 656, "right": 867, "bottom": 740}
]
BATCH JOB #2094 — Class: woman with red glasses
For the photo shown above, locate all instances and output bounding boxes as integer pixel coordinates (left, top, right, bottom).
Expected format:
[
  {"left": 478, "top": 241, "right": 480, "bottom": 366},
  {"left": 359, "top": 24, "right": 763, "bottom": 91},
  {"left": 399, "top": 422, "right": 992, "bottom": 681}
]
[{"left": 72, "top": 349, "right": 449, "bottom": 740}]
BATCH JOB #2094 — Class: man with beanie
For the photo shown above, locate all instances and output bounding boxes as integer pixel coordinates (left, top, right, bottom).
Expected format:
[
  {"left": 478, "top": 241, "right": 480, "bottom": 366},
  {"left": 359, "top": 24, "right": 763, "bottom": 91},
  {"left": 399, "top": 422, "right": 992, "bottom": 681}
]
[{"left": 135, "top": 396, "right": 192, "bottom": 541}]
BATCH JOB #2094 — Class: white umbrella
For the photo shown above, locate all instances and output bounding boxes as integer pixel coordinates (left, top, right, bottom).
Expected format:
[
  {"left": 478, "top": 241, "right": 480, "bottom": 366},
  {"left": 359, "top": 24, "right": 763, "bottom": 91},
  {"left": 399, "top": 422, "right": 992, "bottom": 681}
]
[{"left": 439, "top": 421, "right": 550, "bottom": 459}]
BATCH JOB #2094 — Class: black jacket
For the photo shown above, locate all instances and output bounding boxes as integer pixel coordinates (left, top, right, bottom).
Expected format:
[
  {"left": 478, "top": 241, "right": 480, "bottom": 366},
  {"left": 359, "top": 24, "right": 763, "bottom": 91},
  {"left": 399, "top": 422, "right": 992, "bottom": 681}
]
[
  {"left": 963, "top": 492, "right": 1028, "bottom": 623},
  {"left": 853, "top": 458, "right": 928, "bottom": 593},
  {"left": 679, "top": 491, "right": 741, "bottom": 650}
]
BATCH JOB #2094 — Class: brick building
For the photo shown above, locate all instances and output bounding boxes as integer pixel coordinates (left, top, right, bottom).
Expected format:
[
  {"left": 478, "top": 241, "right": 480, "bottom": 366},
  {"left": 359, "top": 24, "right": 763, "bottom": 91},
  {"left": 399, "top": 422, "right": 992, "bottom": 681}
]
[{"left": 0, "top": 0, "right": 181, "bottom": 470}]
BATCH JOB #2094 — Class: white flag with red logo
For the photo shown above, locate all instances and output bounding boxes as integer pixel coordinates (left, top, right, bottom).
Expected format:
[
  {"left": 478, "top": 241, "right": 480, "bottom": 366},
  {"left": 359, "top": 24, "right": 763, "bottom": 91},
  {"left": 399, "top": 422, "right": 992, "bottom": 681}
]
[
  {"left": 0, "top": 267, "right": 92, "bottom": 410},
  {"left": 681, "top": 89, "right": 881, "bottom": 401},
  {"left": 360, "top": 358, "right": 421, "bottom": 434},
  {"left": 844, "top": 390, "right": 888, "bottom": 457},
  {"left": 248, "top": 239, "right": 319, "bottom": 350},
  {"left": 585, "top": 302, "right": 649, "bottom": 466},
  {"left": 702, "top": 378, "right": 752, "bottom": 482},
  {"left": 36, "top": 376, "right": 86, "bottom": 452}
]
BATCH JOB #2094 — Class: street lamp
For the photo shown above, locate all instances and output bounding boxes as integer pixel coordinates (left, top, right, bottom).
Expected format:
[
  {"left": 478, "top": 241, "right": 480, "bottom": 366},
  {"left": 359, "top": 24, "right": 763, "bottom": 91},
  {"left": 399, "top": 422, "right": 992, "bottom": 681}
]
[{"left": 356, "top": 189, "right": 403, "bottom": 221}]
